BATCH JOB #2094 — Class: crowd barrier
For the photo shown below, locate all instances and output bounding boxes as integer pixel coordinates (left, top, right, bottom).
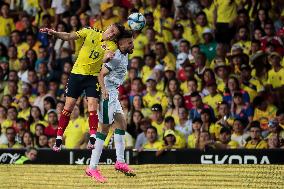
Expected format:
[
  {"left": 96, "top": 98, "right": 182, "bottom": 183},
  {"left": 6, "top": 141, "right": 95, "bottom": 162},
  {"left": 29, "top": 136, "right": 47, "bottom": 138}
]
[{"left": 1, "top": 149, "right": 283, "bottom": 165}]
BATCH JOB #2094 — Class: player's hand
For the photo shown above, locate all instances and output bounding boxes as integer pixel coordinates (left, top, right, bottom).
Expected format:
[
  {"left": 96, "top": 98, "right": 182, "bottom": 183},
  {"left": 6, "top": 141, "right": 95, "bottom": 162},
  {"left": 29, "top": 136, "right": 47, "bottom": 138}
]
[
  {"left": 103, "top": 51, "right": 115, "bottom": 62},
  {"left": 102, "top": 88, "right": 109, "bottom": 100},
  {"left": 39, "top": 28, "right": 56, "bottom": 35}
]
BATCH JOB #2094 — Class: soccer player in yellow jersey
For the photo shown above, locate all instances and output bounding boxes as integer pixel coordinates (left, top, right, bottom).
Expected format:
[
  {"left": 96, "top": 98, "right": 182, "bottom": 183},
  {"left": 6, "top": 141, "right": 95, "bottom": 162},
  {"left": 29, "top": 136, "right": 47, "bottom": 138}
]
[{"left": 40, "top": 23, "right": 125, "bottom": 151}]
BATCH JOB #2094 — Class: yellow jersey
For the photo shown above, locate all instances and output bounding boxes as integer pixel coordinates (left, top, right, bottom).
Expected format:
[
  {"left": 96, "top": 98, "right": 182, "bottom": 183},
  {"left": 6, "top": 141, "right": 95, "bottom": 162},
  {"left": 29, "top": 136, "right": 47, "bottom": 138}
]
[
  {"left": 233, "top": 41, "right": 251, "bottom": 55},
  {"left": 143, "top": 140, "right": 164, "bottom": 150},
  {"left": 72, "top": 28, "right": 117, "bottom": 76},
  {"left": 18, "top": 108, "right": 31, "bottom": 121},
  {"left": 187, "top": 133, "right": 197, "bottom": 148},
  {"left": 216, "top": 140, "right": 239, "bottom": 149},
  {"left": 173, "top": 130, "right": 186, "bottom": 149},
  {"left": 214, "top": 0, "right": 238, "bottom": 23},
  {"left": 0, "top": 16, "right": 15, "bottom": 37},
  {"left": 129, "top": 33, "right": 149, "bottom": 59},
  {"left": 203, "top": 94, "right": 223, "bottom": 116},
  {"left": 0, "top": 143, "right": 22, "bottom": 149},
  {"left": 156, "top": 52, "right": 176, "bottom": 71},
  {"left": 153, "top": 17, "right": 174, "bottom": 42},
  {"left": 143, "top": 91, "right": 168, "bottom": 112},
  {"left": 9, "top": 59, "right": 20, "bottom": 71},
  {"left": 242, "top": 78, "right": 263, "bottom": 101},
  {"left": 64, "top": 117, "right": 88, "bottom": 149},
  {"left": 203, "top": 3, "right": 215, "bottom": 27},
  {"left": 141, "top": 66, "right": 154, "bottom": 84},
  {"left": 17, "top": 42, "right": 29, "bottom": 58},
  {"left": 244, "top": 140, "right": 268, "bottom": 149},
  {"left": 209, "top": 123, "right": 222, "bottom": 139},
  {"left": 151, "top": 120, "right": 165, "bottom": 137},
  {"left": 1, "top": 119, "right": 13, "bottom": 134},
  {"left": 267, "top": 68, "right": 284, "bottom": 88}
]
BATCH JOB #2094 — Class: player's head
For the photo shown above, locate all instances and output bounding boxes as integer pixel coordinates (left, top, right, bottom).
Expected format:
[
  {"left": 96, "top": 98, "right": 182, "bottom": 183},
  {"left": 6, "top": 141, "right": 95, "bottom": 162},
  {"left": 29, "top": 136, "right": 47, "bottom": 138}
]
[
  {"left": 103, "top": 23, "right": 125, "bottom": 41},
  {"left": 117, "top": 30, "right": 134, "bottom": 54}
]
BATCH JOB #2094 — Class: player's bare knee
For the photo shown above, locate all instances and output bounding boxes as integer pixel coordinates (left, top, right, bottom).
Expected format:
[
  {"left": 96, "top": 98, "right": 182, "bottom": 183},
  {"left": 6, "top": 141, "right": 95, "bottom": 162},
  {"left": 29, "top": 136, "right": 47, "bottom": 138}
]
[
  {"left": 87, "top": 98, "right": 98, "bottom": 112},
  {"left": 64, "top": 97, "right": 77, "bottom": 111}
]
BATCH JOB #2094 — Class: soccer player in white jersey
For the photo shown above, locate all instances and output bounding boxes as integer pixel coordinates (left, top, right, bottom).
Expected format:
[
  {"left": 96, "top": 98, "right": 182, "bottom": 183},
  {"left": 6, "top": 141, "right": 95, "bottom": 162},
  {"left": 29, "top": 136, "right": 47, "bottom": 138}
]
[{"left": 85, "top": 30, "right": 135, "bottom": 182}]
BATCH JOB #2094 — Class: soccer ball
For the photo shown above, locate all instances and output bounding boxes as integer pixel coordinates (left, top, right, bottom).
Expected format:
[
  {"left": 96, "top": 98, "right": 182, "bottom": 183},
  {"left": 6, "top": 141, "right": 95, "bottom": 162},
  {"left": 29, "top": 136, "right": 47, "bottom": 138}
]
[{"left": 127, "top": 13, "right": 146, "bottom": 31}]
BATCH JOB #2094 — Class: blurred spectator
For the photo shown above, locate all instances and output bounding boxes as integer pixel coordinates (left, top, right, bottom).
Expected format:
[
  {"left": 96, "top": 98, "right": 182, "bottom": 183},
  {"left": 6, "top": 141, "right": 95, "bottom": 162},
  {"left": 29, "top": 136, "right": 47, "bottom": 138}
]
[
  {"left": 34, "top": 123, "right": 45, "bottom": 146},
  {"left": 0, "top": 125, "right": 8, "bottom": 145},
  {"left": 48, "top": 137, "right": 56, "bottom": 149},
  {"left": 63, "top": 105, "right": 88, "bottom": 149},
  {"left": 188, "top": 118, "right": 202, "bottom": 148},
  {"left": 200, "top": 28, "right": 217, "bottom": 62},
  {"left": 223, "top": 76, "right": 250, "bottom": 105},
  {"left": 38, "top": 134, "right": 49, "bottom": 148},
  {"left": 0, "top": 127, "right": 22, "bottom": 148},
  {"left": 127, "top": 110, "right": 143, "bottom": 139},
  {"left": 215, "top": 127, "right": 239, "bottom": 149},
  {"left": 163, "top": 116, "right": 186, "bottom": 148},
  {"left": 150, "top": 104, "right": 164, "bottom": 137},
  {"left": 165, "top": 93, "right": 184, "bottom": 125},
  {"left": 143, "top": 77, "right": 167, "bottom": 113},
  {"left": 135, "top": 118, "right": 151, "bottom": 150},
  {"left": 203, "top": 81, "right": 222, "bottom": 115},
  {"left": 44, "top": 109, "right": 58, "bottom": 138},
  {"left": 14, "top": 118, "right": 27, "bottom": 144},
  {"left": 231, "top": 118, "right": 250, "bottom": 147},
  {"left": 22, "top": 131, "right": 34, "bottom": 148},
  {"left": 230, "top": 92, "right": 253, "bottom": 124},
  {"left": 252, "top": 96, "right": 277, "bottom": 134},
  {"left": 189, "top": 92, "right": 215, "bottom": 120},
  {"left": 175, "top": 107, "right": 192, "bottom": 140},
  {"left": 244, "top": 121, "right": 268, "bottom": 149},
  {"left": 29, "top": 106, "right": 47, "bottom": 134},
  {"left": 93, "top": 2, "right": 119, "bottom": 30},
  {"left": 142, "top": 126, "right": 164, "bottom": 151},
  {"left": 14, "top": 147, "right": 37, "bottom": 164},
  {"left": 0, "top": 3, "right": 15, "bottom": 47}
]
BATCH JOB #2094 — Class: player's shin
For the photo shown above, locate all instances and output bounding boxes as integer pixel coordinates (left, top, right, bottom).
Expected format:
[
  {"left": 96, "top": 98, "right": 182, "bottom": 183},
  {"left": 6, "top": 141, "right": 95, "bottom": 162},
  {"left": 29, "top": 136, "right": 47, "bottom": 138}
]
[
  {"left": 114, "top": 128, "right": 125, "bottom": 163},
  {"left": 57, "top": 109, "right": 71, "bottom": 136},
  {"left": 89, "top": 132, "right": 106, "bottom": 169},
  {"left": 89, "top": 111, "right": 98, "bottom": 136}
]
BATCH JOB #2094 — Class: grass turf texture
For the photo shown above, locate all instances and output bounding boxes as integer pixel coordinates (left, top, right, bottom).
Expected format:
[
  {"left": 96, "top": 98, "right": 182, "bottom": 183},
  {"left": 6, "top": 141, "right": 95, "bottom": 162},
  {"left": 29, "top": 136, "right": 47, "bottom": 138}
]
[{"left": 0, "top": 164, "right": 283, "bottom": 189}]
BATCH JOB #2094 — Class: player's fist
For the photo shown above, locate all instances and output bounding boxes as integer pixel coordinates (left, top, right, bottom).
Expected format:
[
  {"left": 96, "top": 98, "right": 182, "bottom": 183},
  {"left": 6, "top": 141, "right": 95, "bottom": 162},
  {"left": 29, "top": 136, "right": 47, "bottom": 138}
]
[
  {"left": 39, "top": 28, "right": 56, "bottom": 35},
  {"left": 103, "top": 51, "right": 115, "bottom": 62}
]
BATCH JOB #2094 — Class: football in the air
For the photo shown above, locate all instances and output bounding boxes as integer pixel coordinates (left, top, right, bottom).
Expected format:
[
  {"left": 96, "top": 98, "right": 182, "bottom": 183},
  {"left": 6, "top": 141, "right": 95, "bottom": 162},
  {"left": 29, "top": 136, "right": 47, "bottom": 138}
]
[{"left": 127, "top": 12, "right": 146, "bottom": 31}]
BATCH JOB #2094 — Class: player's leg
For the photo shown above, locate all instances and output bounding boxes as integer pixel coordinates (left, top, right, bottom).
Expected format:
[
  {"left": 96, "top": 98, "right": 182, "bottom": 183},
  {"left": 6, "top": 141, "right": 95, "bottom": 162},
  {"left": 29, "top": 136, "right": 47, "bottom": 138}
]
[
  {"left": 85, "top": 76, "right": 101, "bottom": 149},
  {"left": 54, "top": 74, "right": 82, "bottom": 152},
  {"left": 86, "top": 124, "right": 109, "bottom": 183},
  {"left": 86, "top": 98, "right": 114, "bottom": 182},
  {"left": 86, "top": 97, "right": 99, "bottom": 149},
  {"left": 113, "top": 102, "right": 136, "bottom": 176}
]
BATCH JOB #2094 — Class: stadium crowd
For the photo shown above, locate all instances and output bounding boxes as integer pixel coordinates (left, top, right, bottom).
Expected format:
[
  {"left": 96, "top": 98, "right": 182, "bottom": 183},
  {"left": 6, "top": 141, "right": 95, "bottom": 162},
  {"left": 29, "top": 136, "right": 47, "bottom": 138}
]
[{"left": 0, "top": 0, "right": 284, "bottom": 152}]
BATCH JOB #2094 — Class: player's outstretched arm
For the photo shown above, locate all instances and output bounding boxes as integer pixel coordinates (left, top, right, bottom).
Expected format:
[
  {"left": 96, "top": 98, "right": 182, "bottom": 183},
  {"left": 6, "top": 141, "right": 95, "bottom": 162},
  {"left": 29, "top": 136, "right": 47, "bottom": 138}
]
[
  {"left": 39, "top": 28, "right": 79, "bottom": 41},
  {"left": 98, "top": 66, "right": 110, "bottom": 100}
]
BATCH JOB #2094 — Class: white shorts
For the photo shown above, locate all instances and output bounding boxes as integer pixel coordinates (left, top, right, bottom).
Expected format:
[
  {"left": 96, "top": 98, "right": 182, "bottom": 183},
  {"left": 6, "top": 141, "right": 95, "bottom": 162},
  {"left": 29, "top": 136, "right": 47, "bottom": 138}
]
[{"left": 98, "top": 91, "right": 123, "bottom": 125}]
